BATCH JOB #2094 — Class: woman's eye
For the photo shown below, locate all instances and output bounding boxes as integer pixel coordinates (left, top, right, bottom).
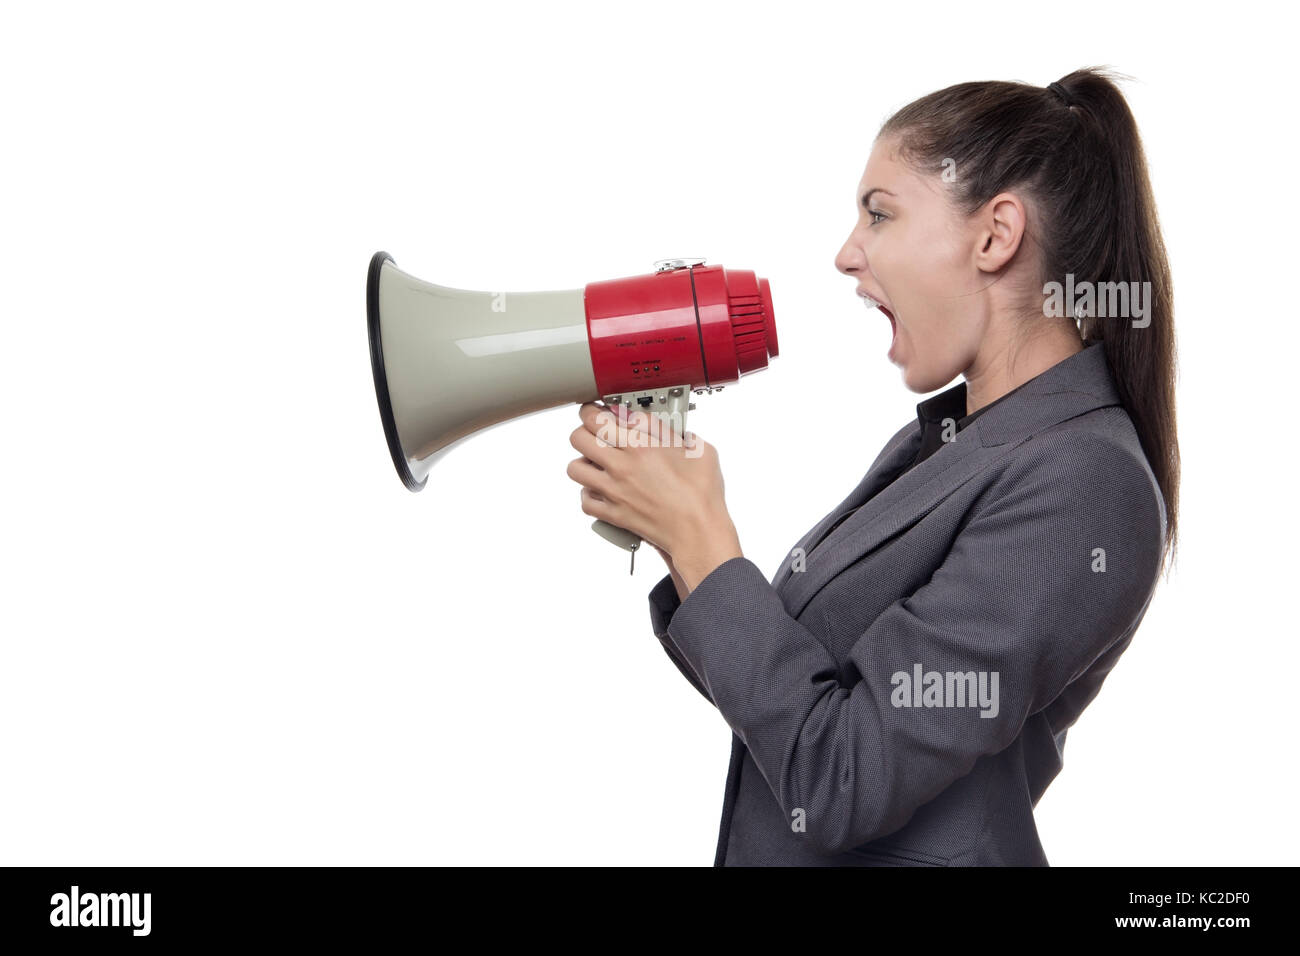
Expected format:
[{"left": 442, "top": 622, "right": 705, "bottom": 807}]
[{"left": 868, "top": 209, "right": 888, "bottom": 225}]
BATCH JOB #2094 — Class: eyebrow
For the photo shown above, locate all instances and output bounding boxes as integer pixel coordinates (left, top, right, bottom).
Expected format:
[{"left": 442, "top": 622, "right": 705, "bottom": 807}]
[{"left": 860, "top": 188, "right": 896, "bottom": 209}]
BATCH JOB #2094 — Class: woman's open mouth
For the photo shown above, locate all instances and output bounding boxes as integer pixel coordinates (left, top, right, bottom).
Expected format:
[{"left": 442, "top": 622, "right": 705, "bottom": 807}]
[{"left": 858, "top": 291, "right": 897, "bottom": 347}]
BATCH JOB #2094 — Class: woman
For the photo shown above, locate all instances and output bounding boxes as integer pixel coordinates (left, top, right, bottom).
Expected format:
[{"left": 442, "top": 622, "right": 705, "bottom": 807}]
[{"left": 566, "top": 67, "right": 1177, "bottom": 866}]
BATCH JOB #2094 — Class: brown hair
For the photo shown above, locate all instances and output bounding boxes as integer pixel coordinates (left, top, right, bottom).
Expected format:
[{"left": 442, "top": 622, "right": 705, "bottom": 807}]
[{"left": 880, "top": 67, "right": 1179, "bottom": 572}]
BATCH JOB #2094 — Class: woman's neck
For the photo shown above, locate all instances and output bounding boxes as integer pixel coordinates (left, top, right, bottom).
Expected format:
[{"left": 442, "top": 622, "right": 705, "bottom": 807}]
[{"left": 964, "top": 324, "right": 1084, "bottom": 416}]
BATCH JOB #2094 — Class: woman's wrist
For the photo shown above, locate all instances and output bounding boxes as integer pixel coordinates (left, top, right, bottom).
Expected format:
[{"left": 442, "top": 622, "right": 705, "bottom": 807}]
[
  {"left": 668, "top": 566, "right": 689, "bottom": 602},
  {"left": 651, "top": 543, "right": 690, "bottom": 602},
  {"left": 674, "top": 521, "right": 744, "bottom": 594}
]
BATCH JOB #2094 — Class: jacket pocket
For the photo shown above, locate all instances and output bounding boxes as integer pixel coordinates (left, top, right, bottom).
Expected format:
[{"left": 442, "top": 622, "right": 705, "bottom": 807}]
[{"left": 844, "top": 842, "right": 950, "bottom": 867}]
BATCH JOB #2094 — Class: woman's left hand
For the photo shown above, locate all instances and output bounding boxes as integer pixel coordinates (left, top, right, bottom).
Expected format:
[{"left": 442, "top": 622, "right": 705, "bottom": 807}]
[{"left": 567, "top": 402, "right": 743, "bottom": 592}]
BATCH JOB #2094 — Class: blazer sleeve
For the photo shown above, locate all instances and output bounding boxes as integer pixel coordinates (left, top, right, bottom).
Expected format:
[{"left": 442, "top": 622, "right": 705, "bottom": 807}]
[
  {"left": 660, "top": 430, "right": 1166, "bottom": 855},
  {"left": 648, "top": 571, "right": 716, "bottom": 706}
]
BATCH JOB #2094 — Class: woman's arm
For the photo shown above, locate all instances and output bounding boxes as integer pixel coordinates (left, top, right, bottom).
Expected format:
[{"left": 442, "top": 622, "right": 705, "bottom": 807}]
[
  {"left": 647, "top": 545, "right": 716, "bottom": 706},
  {"left": 659, "top": 430, "right": 1166, "bottom": 855}
]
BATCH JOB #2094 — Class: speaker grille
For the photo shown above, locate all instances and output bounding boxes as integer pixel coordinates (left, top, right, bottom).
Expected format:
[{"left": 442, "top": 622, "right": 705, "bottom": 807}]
[{"left": 726, "top": 270, "right": 778, "bottom": 374}]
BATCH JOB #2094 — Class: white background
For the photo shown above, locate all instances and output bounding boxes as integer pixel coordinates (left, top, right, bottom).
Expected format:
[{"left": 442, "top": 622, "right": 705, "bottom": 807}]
[{"left": 3, "top": 1, "right": 1295, "bottom": 865}]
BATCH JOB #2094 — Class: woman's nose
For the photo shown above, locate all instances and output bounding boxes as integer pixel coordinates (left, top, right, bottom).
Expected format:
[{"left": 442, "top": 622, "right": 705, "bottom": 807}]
[{"left": 835, "top": 236, "right": 865, "bottom": 276}]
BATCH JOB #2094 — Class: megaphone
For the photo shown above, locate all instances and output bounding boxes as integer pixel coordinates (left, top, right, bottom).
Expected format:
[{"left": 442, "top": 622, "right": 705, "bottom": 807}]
[{"left": 366, "top": 252, "right": 778, "bottom": 569}]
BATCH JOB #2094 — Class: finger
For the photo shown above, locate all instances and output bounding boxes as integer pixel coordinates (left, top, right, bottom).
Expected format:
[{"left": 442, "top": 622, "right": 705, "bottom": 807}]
[
  {"left": 570, "top": 423, "right": 621, "bottom": 471},
  {"left": 578, "top": 401, "right": 625, "bottom": 438},
  {"left": 580, "top": 486, "right": 607, "bottom": 504},
  {"left": 566, "top": 456, "right": 619, "bottom": 501},
  {"left": 617, "top": 406, "right": 657, "bottom": 436},
  {"left": 579, "top": 400, "right": 661, "bottom": 440},
  {"left": 578, "top": 485, "right": 616, "bottom": 521}
]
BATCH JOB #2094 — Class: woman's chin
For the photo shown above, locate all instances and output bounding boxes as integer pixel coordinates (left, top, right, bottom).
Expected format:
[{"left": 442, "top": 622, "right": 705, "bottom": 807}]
[
  {"left": 900, "top": 362, "right": 950, "bottom": 395},
  {"left": 896, "top": 360, "right": 925, "bottom": 392},
  {"left": 893, "top": 340, "right": 949, "bottom": 392}
]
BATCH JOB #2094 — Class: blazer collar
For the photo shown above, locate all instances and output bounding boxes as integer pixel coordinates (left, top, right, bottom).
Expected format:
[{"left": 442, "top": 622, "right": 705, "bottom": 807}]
[
  {"left": 773, "top": 342, "right": 1122, "bottom": 615},
  {"left": 972, "top": 339, "right": 1120, "bottom": 447}
]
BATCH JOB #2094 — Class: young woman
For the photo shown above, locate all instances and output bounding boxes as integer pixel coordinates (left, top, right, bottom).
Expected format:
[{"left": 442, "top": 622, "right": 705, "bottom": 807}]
[{"left": 566, "top": 67, "right": 1177, "bottom": 866}]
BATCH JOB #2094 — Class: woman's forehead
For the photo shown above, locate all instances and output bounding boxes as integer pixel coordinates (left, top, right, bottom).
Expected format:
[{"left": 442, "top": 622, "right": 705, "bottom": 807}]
[{"left": 857, "top": 146, "right": 910, "bottom": 198}]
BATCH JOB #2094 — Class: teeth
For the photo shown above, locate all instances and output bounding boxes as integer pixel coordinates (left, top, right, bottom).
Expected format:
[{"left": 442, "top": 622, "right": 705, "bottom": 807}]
[{"left": 860, "top": 293, "right": 881, "bottom": 311}]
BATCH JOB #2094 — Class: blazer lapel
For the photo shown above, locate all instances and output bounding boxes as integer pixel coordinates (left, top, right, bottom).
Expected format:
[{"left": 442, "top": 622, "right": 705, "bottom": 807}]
[
  {"left": 771, "top": 423, "right": 921, "bottom": 591},
  {"left": 777, "top": 342, "right": 1123, "bottom": 619}
]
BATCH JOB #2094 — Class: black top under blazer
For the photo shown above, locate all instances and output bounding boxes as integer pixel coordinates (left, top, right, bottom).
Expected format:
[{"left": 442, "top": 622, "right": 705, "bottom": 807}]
[{"left": 648, "top": 341, "right": 1167, "bottom": 866}]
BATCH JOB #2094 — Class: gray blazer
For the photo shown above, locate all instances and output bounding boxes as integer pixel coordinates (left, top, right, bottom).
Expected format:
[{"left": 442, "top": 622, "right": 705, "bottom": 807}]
[{"left": 648, "top": 341, "right": 1166, "bottom": 866}]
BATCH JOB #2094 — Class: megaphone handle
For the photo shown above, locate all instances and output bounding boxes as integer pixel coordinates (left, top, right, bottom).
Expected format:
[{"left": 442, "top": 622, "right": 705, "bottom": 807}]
[
  {"left": 590, "top": 387, "right": 693, "bottom": 573},
  {"left": 591, "top": 519, "right": 644, "bottom": 569}
]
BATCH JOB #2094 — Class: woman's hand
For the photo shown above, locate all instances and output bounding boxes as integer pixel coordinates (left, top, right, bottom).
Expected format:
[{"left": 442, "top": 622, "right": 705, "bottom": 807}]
[{"left": 567, "top": 402, "right": 743, "bottom": 593}]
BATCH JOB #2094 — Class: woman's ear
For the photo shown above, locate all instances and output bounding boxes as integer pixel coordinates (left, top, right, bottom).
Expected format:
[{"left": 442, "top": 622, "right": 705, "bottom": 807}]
[{"left": 973, "top": 192, "right": 1027, "bottom": 274}]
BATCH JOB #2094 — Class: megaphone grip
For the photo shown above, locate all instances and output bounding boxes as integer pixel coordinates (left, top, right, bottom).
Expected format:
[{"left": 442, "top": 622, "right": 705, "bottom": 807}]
[
  {"left": 591, "top": 519, "right": 643, "bottom": 552},
  {"left": 588, "top": 388, "right": 692, "bottom": 573}
]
